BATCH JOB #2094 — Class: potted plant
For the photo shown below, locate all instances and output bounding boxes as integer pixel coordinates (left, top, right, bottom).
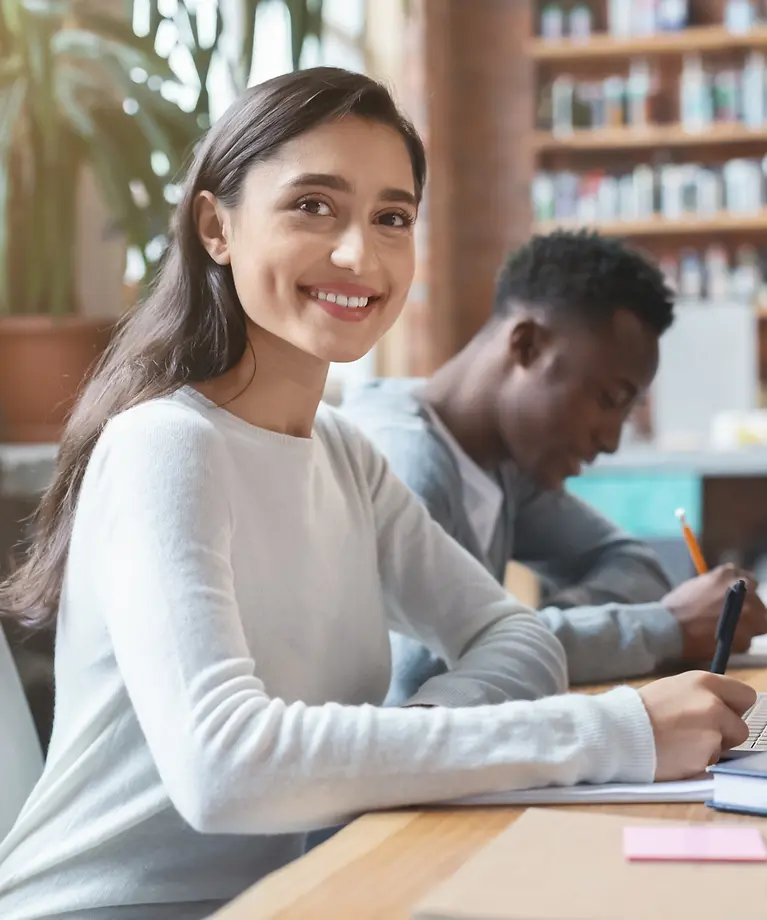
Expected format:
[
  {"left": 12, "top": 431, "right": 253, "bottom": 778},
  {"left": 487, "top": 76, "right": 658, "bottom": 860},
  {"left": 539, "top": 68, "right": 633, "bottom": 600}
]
[{"left": 0, "top": 0, "right": 202, "bottom": 442}]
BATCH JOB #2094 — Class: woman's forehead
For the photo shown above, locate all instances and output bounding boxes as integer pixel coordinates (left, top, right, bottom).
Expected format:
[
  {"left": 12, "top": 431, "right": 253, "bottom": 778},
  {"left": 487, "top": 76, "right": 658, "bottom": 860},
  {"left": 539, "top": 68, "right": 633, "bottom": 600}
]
[{"left": 246, "top": 117, "right": 417, "bottom": 195}]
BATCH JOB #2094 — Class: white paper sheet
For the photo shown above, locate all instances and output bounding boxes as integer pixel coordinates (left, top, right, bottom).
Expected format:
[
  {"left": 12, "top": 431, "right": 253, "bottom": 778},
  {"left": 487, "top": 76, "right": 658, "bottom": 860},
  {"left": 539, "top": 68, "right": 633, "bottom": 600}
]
[
  {"left": 729, "top": 634, "right": 767, "bottom": 669},
  {"left": 441, "top": 778, "right": 713, "bottom": 808}
]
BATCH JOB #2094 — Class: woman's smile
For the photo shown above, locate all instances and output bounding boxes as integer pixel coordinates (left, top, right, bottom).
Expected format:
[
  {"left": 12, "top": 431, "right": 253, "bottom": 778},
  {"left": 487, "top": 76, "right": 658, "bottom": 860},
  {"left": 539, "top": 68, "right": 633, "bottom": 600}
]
[{"left": 300, "top": 282, "right": 383, "bottom": 323}]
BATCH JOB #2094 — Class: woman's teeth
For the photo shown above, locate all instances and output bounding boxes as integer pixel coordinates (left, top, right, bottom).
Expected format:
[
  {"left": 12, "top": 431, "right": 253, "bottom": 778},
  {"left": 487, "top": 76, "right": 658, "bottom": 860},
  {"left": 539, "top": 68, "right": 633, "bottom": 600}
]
[{"left": 311, "top": 290, "right": 370, "bottom": 308}]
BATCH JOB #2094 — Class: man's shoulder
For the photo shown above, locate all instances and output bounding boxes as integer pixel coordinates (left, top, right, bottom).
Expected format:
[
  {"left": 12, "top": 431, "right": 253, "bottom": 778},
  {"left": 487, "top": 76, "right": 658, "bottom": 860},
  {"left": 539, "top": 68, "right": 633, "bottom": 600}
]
[
  {"left": 341, "top": 377, "right": 427, "bottom": 426},
  {"left": 497, "top": 460, "right": 537, "bottom": 505},
  {"left": 341, "top": 380, "right": 458, "bottom": 474}
]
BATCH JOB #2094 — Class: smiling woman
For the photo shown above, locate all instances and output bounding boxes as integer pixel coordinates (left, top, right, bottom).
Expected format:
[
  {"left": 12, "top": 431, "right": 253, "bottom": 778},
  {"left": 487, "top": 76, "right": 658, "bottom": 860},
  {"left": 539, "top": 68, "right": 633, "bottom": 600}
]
[
  {"left": 0, "top": 66, "right": 758, "bottom": 920},
  {"left": 192, "top": 117, "right": 419, "bottom": 376},
  {"left": 1, "top": 65, "right": 426, "bottom": 628}
]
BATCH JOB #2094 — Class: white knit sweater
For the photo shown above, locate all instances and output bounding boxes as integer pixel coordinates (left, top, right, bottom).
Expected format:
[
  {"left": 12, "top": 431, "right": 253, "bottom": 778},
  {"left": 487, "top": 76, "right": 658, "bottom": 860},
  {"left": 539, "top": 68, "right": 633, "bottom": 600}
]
[{"left": 0, "top": 389, "right": 655, "bottom": 919}]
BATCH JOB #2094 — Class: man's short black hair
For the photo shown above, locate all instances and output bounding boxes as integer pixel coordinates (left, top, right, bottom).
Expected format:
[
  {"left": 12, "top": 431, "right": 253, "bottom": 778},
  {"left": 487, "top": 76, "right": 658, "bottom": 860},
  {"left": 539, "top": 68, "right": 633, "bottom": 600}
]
[{"left": 493, "top": 230, "right": 674, "bottom": 335}]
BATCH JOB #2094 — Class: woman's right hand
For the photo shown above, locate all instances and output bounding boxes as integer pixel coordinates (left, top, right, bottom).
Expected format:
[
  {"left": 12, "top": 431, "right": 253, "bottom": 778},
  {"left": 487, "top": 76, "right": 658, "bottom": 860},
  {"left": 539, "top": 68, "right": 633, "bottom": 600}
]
[{"left": 638, "top": 671, "right": 757, "bottom": 781}]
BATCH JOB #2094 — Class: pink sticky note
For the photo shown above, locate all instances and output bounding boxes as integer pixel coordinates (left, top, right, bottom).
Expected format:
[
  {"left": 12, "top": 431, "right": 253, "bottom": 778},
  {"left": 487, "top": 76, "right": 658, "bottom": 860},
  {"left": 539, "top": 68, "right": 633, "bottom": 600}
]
[{"left": 623, "top": 825, "right": 767, "bottom": 863}]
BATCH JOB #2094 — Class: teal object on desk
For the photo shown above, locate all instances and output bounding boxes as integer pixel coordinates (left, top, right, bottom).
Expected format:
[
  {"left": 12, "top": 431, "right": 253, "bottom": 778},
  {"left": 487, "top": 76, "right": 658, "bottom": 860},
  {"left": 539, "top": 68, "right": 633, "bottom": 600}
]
[{"left": 567, "top": 471, "right": 702, "bottom": 540}]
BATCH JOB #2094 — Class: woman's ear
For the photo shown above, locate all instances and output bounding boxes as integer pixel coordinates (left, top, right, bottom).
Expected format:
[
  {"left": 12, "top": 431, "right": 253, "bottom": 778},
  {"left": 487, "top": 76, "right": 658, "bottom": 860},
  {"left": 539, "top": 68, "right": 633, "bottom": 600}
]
[
  {"left": 194, "top": 191, "right": 231, "bottom": 265},
  {"left": 508, "top": 318, "right": 550, "bottom": 369}
]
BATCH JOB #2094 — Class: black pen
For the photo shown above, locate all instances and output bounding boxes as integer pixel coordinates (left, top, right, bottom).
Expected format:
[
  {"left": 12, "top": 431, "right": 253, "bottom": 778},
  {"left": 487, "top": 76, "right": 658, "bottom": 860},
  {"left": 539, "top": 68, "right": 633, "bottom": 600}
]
[{"left": 710, "top": 579, "right": 748, "bottom": 674}]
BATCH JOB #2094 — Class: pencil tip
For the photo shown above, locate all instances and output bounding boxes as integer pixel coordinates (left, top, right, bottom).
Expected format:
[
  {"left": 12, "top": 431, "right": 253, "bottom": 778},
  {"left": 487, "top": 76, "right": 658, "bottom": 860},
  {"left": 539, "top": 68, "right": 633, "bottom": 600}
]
[{"left": 675, "top": 508, "right": 686, "bottom": 520}]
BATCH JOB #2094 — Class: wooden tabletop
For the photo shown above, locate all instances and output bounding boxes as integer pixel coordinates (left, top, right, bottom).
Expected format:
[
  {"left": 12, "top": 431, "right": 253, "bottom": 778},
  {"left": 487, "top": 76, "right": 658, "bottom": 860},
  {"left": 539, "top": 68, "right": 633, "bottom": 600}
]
[{"left": 211, "top": 667, "right": 767, "bottom": 920}]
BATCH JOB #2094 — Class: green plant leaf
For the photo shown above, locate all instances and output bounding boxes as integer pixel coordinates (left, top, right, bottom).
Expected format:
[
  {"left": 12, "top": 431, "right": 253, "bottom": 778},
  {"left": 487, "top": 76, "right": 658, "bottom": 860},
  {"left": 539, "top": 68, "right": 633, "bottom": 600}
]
[
  {"left": 235, "top": 0, "right": 261, "bottom": 90},
  {"left": 284, "top": 0, "right": 308, "bottom": 70},
  {"left": 20, "top": 0, "right": 68, "bottom": 18},
  {"left": 0, "top": 0, "right": 25, "bottom": 41},
  {"left": 70, "top": 4, "right": 162, "bottom": 61},
  {"left": 46, "top": 127, "right": 81, "bottom": 316},
  {"left": 0, "top": 76, "right": 25, "bottom": 315},
  {"left": 54, "top": 62, "right": 99, "bottom": 135},
  {"left": 111, "top": 58, "right": 196, "bottom": 147},
  {"left": 0, "top": 55, "right": 24, "bottom": 83},
  {"left": 91, "top": 104, "right": 176, "bottom": 239},
  {"left": 52, "top": 28, "right": 177, "bottom": 83}
]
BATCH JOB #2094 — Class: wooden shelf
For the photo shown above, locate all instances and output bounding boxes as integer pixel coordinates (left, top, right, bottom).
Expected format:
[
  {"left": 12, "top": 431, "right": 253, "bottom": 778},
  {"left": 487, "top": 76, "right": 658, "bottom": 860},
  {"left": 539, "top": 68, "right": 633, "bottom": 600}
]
[
  {"left": 535, "top": 122, "right": 767, "bottom": 152},
  {"left": 534, "top": 213, "right": 767, "bottom": 237},
  {"left": 530, "top": 24, "right": 767, "bottom": 61}
]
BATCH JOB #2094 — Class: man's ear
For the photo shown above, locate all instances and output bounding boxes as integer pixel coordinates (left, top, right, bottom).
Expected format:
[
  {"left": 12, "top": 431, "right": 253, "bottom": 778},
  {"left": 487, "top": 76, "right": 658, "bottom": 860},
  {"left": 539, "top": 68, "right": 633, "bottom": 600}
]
[
  {"left": 508, "top": 318, "right": 550, "bottom": 369},
  {"left": 194, "top": 191, "right": 231, "bottom": 265}
]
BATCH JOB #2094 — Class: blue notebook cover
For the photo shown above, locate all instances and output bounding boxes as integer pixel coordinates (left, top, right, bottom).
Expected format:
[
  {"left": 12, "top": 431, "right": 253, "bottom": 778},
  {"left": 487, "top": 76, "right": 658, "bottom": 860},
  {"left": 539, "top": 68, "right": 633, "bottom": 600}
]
[
  {"left": 706, "top": 801, "right": 767, "bottom": 817},
  {"left": 708, "top": 750, "right": 767, "bottom": 816},
  {"left": 709, "top": 750, "right": 767, "bottom": 780}
]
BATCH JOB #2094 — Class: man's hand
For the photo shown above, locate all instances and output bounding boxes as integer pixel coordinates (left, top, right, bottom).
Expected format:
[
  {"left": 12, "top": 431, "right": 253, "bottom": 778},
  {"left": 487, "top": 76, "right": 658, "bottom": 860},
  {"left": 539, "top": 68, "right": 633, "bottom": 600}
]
[{"left": 662, "top": 564, "right": 767, "bottom": 661}]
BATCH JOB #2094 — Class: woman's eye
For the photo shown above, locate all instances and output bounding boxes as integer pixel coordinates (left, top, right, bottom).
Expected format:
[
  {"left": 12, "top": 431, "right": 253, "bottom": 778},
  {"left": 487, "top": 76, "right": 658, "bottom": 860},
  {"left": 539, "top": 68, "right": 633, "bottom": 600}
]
[
  {"left": 378, "top": 210, "right": 414, "bottom": 229},
  {"left": 298, "top": 199, "right": 332, "bottom": 217}
]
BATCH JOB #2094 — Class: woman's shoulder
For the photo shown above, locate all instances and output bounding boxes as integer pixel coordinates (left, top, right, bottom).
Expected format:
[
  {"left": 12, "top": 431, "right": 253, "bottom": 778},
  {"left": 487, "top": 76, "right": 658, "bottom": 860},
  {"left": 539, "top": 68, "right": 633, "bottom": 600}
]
[{"left": 95, "top": 390, "right": 228, "bottom": 468}]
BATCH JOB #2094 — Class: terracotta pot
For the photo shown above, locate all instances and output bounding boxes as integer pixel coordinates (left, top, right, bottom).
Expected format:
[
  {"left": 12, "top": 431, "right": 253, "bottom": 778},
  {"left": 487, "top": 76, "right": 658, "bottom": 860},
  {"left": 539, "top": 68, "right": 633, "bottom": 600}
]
[{"left": 0, "top": 316, "right": 115, "bottom": 443}]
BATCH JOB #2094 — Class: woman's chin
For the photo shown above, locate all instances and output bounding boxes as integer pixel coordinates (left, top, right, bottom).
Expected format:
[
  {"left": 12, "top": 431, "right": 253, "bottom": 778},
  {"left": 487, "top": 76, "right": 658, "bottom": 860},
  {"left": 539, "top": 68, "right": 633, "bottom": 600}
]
[
  {"left": 300, "top": 329, "right": 378, "bottom": 366},
  {"left": 315, "top": 342, "right": 373, "bottom": 365}
]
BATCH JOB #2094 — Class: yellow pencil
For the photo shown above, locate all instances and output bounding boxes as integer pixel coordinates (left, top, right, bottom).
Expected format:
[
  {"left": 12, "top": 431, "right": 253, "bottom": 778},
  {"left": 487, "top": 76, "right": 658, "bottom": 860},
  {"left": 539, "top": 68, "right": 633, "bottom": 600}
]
[{"left": 675, "top": 508, "right": 708, "bottom": 576}]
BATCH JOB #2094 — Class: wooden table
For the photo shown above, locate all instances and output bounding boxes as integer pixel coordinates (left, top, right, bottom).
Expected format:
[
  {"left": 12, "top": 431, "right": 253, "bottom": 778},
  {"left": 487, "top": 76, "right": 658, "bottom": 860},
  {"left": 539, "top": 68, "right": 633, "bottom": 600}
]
[{"left": 211, "top": 668, "right": 767, "bottom": 920}]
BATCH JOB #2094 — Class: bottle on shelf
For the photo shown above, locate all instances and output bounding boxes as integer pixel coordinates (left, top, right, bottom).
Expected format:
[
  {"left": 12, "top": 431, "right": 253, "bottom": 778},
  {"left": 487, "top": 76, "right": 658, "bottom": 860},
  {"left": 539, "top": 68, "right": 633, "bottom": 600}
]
[
  {"left": 725, "top": 0, "right": 757, "bottom": 34},
  {"left": 569, "top": 3, "right": 593, "bottom": 40},
  {"left": 540, "top": 2, "right": 565, "bottom": 40},
  {"left": 742, "top": 52, "right": 767, "bottom": 128},
  {"left": 656, "top": 0, "right": 688, "bottom": 31},
  {"left": 731, "top": 244, "right": 762, "bottom": 300},
  {"left": 604, "top": 75, "right": 625, "bottom": 126},
  {"left": 551, "top": 75, "right": 575, "bottom": 135},
  {"left": 712, "top": 68, "right": 741, "bottom": 123},
  {"left": 626, "top": 60, "right": 652, "bottom": 127},
  {"left": 608, "top": 0, "right": 632, "bottom": 37},
  {"left": 704, "top": 244, "right": 731, "bottom": 299},
  {"left": 723, "top": 158, "right": 763, "bottom": 213},
  {"left": 632, "top": 0, "right": 657, "bottom": 35},
  {"left": 679, "top": 249, "right": 704, "bottom": 298},
  {"left": 680, "top": 55, "right": 713, "bottom": 133}
]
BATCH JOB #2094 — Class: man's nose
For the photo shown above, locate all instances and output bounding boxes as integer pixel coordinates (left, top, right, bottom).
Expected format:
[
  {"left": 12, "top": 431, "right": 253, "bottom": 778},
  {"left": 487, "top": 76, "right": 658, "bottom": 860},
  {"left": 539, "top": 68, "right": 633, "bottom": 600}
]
[{"left": 596, "top": 415, "right": 623, "bottom": 455}]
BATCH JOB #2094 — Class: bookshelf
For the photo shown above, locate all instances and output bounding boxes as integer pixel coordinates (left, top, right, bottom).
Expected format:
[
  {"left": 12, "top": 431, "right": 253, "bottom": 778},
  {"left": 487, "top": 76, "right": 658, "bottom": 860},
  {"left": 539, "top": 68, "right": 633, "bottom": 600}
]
[
  {"left": 534, "top": 122, "right": 767, "bottom": 151},
  {"left": 532, "top": 1, "right": 767, "bottom": 312},
  {"left": 530, "top": 0, "right": 767, "bottom": 424},
  {"left": 530, "top": 23, "right": 767, "bottom": 60},
  {"left": 535, "top": 211, "right": 767, "bottom": 236}
]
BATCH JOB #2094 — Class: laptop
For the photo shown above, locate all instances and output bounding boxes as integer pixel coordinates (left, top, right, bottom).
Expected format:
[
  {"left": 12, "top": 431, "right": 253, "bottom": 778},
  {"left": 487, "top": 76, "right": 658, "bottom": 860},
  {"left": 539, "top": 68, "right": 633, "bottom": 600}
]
[{"left": 722, "top": 691, "right": 767, "bottom": 759}]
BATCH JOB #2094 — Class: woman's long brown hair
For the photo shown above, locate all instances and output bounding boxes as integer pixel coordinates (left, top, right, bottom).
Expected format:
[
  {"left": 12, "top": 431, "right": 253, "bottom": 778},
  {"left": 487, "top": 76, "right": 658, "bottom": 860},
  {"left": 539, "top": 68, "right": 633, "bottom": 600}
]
[{"left": 0, "top": 67, "right": 426, "bottom": 629}]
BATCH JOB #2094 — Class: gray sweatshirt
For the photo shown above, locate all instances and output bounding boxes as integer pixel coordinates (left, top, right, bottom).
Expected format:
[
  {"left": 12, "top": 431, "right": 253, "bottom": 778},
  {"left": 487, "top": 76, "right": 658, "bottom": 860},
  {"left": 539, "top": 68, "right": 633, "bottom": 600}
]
[{"left": 340, "top": 378, "right": 682, "bottom": 701}]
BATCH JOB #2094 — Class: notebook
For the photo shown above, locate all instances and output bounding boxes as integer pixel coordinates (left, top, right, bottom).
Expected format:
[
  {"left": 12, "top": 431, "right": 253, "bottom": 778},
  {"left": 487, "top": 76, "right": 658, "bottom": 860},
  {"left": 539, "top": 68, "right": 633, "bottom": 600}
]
[
  {"left": 709, "top": 749, "right": 767, "bottom": 816},
  {"left": 412, "top": 808, "right": 767, "bottom": 920},
  {"left": 440, "top": 777, "right": 712, "bottom": 807}
]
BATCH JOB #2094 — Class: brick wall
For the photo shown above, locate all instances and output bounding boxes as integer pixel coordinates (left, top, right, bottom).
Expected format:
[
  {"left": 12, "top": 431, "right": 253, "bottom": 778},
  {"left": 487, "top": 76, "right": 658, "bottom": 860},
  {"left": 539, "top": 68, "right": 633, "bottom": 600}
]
[{"left": 394, "top": 0, "right": 534, "bottom": 375}]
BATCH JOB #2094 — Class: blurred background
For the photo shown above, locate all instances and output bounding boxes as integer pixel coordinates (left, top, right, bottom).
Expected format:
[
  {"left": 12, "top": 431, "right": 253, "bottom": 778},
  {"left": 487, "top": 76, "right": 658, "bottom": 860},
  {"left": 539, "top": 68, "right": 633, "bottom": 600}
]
[{"left": 5, "top": 0, "right": 767, "bottom": 598}]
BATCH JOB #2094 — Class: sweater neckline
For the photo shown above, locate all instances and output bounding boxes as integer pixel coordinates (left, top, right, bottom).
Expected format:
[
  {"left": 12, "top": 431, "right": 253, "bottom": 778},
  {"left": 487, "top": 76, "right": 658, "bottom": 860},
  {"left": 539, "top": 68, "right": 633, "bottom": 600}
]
[{"left": 176, "top": 387, "right": 317, "bottom": 453}]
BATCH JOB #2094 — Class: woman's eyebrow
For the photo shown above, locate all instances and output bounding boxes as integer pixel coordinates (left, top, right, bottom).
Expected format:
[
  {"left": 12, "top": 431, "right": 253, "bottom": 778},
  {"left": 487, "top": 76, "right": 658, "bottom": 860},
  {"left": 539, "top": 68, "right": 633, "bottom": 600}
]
[{"left": 285, "top": 173, "right": 416, "bottom": 206}]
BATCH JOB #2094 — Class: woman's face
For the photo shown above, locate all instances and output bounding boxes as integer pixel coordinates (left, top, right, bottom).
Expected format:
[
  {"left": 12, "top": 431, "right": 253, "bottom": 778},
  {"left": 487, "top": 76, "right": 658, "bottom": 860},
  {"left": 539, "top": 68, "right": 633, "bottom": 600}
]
[{"left": 195, "top": 115, "right": 418, "bottom": 365}]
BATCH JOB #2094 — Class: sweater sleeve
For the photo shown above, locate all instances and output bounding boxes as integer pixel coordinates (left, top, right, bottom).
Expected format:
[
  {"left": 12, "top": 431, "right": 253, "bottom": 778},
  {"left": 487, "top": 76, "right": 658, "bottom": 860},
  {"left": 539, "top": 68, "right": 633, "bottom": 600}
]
[
  {"left": 509, "top": 479, "right": 682, "bottom": 681},
  {"left": 537, "top": 603, "right": 682, "bottom": 684},
  {"left": 356, "top": 432, "right": 565, "bottom": 707},
  {"left": 513, "top": 476, "right": 674, "bottom": 608},
  {"left": 89, "top": 406, "right": 656, "bottom": 838}
]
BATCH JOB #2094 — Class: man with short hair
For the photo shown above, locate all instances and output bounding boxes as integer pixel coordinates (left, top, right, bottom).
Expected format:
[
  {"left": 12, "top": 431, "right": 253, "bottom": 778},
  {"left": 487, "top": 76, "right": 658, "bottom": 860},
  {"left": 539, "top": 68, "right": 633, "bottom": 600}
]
[{"left": 342, "top": 231, "right": 767, "bottom": 703}]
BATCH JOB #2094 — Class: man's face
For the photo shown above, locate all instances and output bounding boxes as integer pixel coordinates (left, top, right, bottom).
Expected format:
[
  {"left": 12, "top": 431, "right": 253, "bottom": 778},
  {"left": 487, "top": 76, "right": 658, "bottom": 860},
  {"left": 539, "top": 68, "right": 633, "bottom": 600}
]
[{"left": 496, "top": 308, "right": 660, "bottom": 490}]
